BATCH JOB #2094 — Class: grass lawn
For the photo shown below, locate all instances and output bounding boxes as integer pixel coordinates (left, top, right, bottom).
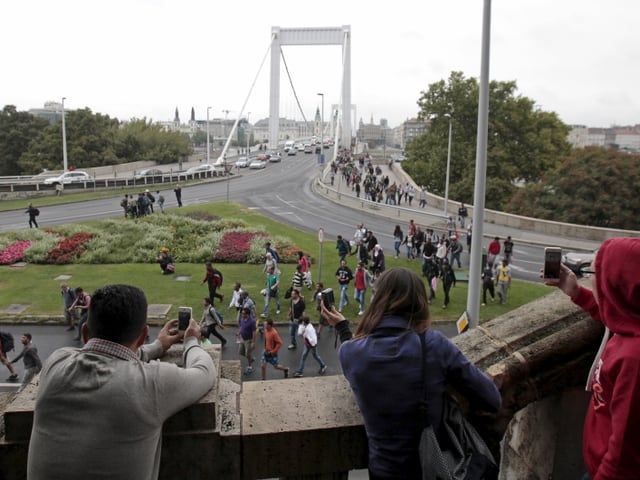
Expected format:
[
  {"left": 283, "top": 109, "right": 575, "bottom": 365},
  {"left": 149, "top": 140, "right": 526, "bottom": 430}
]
[{"left": 0, "top": 201, "right": 552, "bottom": 325}]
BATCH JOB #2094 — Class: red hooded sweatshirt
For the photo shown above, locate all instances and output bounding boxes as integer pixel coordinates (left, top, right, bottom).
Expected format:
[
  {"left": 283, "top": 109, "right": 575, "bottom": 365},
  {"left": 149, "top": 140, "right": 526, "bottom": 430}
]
[{"left": 572, "top": 238, "right": 640, "bottom": 480}]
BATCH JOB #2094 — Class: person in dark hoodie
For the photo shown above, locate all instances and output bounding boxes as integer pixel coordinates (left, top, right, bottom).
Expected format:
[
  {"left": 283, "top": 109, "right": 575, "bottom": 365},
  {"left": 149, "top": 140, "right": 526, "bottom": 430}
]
[
  {"left": 548, "top": 238, "right": 640, "bottom": 480},
  {"left": 320, "top": 267, "right": 501, "bottom": 479}
]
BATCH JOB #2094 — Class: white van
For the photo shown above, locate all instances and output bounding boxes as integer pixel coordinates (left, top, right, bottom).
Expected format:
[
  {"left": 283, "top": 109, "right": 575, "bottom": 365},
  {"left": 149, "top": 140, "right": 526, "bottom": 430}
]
[{"left": 284, "top": 140, "right": 295, "bottom": 152}]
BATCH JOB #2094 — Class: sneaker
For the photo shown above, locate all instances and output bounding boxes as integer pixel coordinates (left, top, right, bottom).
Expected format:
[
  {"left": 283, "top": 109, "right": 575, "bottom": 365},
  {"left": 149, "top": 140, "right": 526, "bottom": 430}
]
[
  {"left": 319, "top": 365, "right": 327, "bottom": 375},
  {"left": 7, "top": 374, "right": 19, "bottom": 381},
  {"left": 260, "top": 313, "right": 267, "bottom": 318},
  {"left": 358, "top": 310, "right": 364, "bottom": 315},
  {"left": 65, "top": 326, "right": 74, "bottom": 331},
  {"left": 244, "top": 367, "right": 253, "bottom": 375},
  {"left": 276, "top": 310, "right": 281, "bottom": 314},
  {"left": 221, "top": 340, "right": 228, "bottom": 347},
  {"left": 284, "top": 368, "right": 289, "bottom": 379},
  {"left": 481, "top": 303, "right": 486, "bottom": 306},
  {"left": 287, "top": 344, "right": 296, "bottom": 350},
  {"left": 293, "top": 371, "right": 303, "bottom": 378}
]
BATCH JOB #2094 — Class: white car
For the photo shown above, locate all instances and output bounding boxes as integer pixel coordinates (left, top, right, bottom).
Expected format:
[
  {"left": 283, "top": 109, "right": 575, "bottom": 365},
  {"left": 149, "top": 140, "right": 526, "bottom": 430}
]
[
  {"left": 235, "top": 157, "right": 250, "bottom": 168},
  {"left": 249, "top": 159, "right": 267, "bottom": 169},
  {"left": 43, "top": 171, "right": 91, "bottom": 185},
  {"left": 186, "top": 164, "right": 224, "bottom": 176}
]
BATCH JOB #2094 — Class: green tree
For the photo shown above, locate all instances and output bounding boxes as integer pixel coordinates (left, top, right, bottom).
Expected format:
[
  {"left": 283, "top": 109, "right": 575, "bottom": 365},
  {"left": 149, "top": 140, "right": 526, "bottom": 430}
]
[
  {"left": 0, "top": 106, "right": 48, "bottom": 175},
  {"left": 404, "top": 71, "right": 571, "bottom": 210},
  {"left": 510, "top": 147, "right": 640, "bottom": 230},
  {"left": 115, "top": 118, "right": 192, "bottom": 165}
]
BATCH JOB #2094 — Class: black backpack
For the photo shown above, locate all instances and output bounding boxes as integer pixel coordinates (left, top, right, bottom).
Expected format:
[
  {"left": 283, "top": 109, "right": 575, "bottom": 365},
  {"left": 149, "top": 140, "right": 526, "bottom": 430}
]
[{"left": 0, "top": 332, "right": 14, "bottom": 353}]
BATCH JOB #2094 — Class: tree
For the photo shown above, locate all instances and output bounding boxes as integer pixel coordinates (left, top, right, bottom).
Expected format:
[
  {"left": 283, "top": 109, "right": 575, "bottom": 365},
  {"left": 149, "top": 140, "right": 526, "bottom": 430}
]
[
  {"left": 0, "top": 106, "right": 48, "bottom": 175},
  {"left": 510, "top": 147, "right": 640, "bottom": 230},
  {"left": 404, "top": 72, "right": 571, "bottom": 210}
]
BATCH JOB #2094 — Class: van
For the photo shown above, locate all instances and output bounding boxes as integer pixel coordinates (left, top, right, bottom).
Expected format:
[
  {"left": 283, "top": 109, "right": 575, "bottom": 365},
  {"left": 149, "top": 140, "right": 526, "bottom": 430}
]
[{"left": 284, "top": 140, "right": 295, "bottom": 152}]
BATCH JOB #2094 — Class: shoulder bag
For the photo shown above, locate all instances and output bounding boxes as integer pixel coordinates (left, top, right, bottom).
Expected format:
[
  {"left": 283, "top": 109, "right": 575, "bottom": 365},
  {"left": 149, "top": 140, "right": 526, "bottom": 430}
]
[{"left": 418, "top": 332, "right": 497, "bottom": 480}]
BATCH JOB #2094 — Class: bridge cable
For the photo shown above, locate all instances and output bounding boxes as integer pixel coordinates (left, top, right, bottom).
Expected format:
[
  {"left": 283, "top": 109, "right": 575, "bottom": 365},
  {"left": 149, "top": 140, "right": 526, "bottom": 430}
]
[{"left": 280, "top": 47, "right": 308, "bottom": 124}]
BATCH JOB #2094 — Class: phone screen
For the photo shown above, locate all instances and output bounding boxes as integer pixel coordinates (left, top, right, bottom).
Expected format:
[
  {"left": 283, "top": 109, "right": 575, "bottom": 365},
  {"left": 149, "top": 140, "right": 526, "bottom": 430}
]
[
  {"left": 543, "top": 249, "right": 562, "bottom": 279},
  {"left": 178, "top": 308, "right": 191, "bottom": 331}
]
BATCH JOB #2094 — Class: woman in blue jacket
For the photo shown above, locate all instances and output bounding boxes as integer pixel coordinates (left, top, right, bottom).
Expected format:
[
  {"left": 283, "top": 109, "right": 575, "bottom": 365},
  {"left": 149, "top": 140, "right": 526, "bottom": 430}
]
[{"left": 322, "top": 267, "right": 501, "bottom": 480}]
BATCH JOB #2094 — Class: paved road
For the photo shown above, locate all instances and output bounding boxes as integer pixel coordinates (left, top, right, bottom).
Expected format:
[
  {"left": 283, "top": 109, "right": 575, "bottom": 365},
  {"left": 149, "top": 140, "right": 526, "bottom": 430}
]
[{"left": 0, "top": 321, "right": 457, "bottom": 392}]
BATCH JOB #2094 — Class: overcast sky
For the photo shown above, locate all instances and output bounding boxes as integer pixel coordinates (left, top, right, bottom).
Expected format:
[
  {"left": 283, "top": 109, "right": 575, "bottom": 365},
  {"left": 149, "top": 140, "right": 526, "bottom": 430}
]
[{"left": 2, "top": 0, "right": 638, "bottom": 129}]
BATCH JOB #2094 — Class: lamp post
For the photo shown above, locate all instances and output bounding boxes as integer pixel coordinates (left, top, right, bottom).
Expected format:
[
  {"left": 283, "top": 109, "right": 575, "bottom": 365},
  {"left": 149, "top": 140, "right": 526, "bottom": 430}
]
[
  {"left": 206, "top": 106, "right": 212, "bottom": 164},
  {"left": 61, "top": 97, "right": 68, "bottom": 173},
  {"left": 443, "top": 113, "right": 453, "bottom": 217},
  {"left": 317, "top": 93, "right": 324, "bottom": 163},
  {"left": 246, "top": 112, "right": 251, "bottom": 156}
]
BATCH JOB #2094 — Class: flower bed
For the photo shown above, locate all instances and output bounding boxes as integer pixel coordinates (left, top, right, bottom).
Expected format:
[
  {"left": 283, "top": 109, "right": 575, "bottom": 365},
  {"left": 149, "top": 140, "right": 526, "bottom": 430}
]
[
  {"left": 0, "top": 240, "right": 33, "bottom": 265},
  {"left": 46, "top": 232, "right": 94, "bottom": 264},
  {"left": 212, "top": 231, "right": 268, "bottom": 263}
]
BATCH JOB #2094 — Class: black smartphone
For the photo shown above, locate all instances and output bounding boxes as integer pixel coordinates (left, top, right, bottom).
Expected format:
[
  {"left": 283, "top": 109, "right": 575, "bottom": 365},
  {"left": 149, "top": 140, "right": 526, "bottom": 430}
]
[
  {"left": 321, "top": 288, "right": 335, "bottom": 309},
  {"left": 178, "top": 306, "right": 192, "bottom": 332},
  {"left": 543, "top": 247, "right": 562, "bottom": 280}
]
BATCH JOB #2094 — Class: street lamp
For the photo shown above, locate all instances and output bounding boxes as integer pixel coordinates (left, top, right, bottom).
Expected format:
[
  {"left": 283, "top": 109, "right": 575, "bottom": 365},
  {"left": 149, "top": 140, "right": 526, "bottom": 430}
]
[
  {"left": 206, "top": 106, "right": 212, "bottom": 164},
  {"left": 443, "top": 113, "right": 453, "bottom": 217},
  {"left": 61, "top": 97, "right": 68, "bottom": 173},
  {"left": 317, "top": 93, "right": 324, "bottom": 163},
  {"left": 246, "top": 112, "right": 251, "bottom": 156}
]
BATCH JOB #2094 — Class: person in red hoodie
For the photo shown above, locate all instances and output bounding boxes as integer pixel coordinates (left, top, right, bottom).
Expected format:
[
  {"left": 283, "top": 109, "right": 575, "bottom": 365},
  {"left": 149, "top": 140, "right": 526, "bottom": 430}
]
[{"left": 550, "top": 238, "right": 640, "bottom": 480}]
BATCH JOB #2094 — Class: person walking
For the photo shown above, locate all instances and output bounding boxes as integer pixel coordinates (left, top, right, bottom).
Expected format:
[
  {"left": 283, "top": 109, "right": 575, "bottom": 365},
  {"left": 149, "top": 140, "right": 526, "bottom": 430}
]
[
  {"left": 261, "top": 265, "right": 281, "bottom": 318},
  {"left": 68, "top": 287, "right": 90, "bottom": 342},
  {"left": 26, "top": 203, "right": 39, "bottom": 228},
  {"left": 173, "top": 184, "right": 183, "bottom": 207},
  {"left": 481, "top": 262, "right": 496, "bottom": 305},
  {"left": 60, "top": 283, "right": 77, "bottom": 331},
  {"left": 286, "top": 288, "right": 306, "bottom": 350},
  {"left": 440, "top": 259, "right": 457, "bottom": 309},
  {"left": 237, "top": 307, "right": 257, "bottom": 375},
  {"left": 199, "top": 297, "right": 226, "bottom": 347},
  {"left": 202, "top": 262, "right": 224, "bottom": 304},
  {"left": 10, "top": 333, "right": 42, "bottom": 392},
  {"left": 496, "top": 258, "right": 511, "bottom": 305},
  {"left": 261, "top": 319, "right": 289, "bottom": 380},
  {"left": 293, "top": 316, "right": 327, "bottom": 378},
  {"left": 156, "top": 190, "right": 165, "bottom": 213},
  {"left": 335, "top": 259, "right": 354, "bottom": 313},
  {"left": 354, "top": 262, "right": 373, "bottom": 315},
  {"left": 0, "top": 331, "right": 19, "bottom": 381},
  {"left": 392, "top": 225, "right": 404, "bottom": 259},
  {"left": 503, "top": 236, "right": 514, "bottom": 264}
]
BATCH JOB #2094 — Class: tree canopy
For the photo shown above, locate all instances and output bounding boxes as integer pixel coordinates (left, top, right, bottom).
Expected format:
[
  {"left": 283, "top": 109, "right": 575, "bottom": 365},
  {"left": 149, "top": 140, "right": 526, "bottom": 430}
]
[
  {"left": 404, "top": 72, "right": 571, "bottom": 210},
  {"left": 0, "top": 105, "right": 193, "bottom": 175},
  {"left": 509, "top": 147, "right": 640, "bottom": 230}
]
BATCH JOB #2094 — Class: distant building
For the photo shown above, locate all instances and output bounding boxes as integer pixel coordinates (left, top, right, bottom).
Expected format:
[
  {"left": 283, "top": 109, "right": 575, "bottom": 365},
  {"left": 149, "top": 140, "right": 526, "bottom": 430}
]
[
  {"left": 28, "top": 101, "right": 65, "bottom": 124},
  {"left": 568, "top": 124, "right": 640, "bottom": 152}
]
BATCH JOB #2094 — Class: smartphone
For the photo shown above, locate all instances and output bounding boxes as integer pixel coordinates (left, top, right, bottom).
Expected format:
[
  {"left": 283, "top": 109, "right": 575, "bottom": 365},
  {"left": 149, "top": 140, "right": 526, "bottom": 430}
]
[
  {"left": 177, "top": 306, "right": 192, "bottom": 332},
  {"left": 543, "top": 247, "right": 562, "bottom": 280},
  {"left": 321, "top": 288, "right": 335, "bottom": 309}
]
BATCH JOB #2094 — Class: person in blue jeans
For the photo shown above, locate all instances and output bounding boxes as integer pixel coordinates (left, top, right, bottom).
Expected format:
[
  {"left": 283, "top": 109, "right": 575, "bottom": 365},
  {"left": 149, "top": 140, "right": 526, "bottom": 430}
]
[
  {"left": 261, "top": 265, "right": 281, "bottom": 317},
  {"left": 335, "top": 259, "right": 354, "bottom": 312},
  {"left": 286, "top": 288, "right": 306, "bottom": 350},
  {"left": 293, "top": 316, "right": 327, "bottom": 377}
]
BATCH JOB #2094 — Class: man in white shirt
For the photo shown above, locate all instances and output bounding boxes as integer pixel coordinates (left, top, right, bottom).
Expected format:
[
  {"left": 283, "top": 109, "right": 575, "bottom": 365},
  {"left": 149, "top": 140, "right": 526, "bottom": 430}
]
[{"left": 293, "top": 316, "right": 327, "bottom": 378}]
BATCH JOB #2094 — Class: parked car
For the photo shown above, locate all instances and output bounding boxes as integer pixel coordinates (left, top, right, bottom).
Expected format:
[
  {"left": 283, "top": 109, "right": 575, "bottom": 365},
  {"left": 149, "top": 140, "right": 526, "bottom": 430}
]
[
  {"left": 134, "top": 168, "right": 163, "bottom": 180},
  {"left": 249, "top": 159, "right": 267, "bottom": 169},
  {"left": 43, "top": 171, "right": 91, "bottom": 185},
  {"left": 235, "top": 157, "right": 250, "bottom": 168},
  {"left": 562, "top": 249, "right": 598, "bottom": 276}
]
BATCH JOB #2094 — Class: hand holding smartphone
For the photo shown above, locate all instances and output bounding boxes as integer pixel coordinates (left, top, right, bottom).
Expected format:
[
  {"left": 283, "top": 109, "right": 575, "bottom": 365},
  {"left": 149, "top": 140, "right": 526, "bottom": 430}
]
[
  {"left": 321, "top": 288, "right": 335, "bottom": 309},
  {"left": 543, "top": 247, "right": 562, "bottom": 281}
]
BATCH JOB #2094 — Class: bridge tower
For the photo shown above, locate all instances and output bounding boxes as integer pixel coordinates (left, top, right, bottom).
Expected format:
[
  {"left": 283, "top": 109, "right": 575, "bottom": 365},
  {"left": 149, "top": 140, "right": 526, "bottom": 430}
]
[{"left": 269, "top": 26, "right": 351, "bottom": 150}]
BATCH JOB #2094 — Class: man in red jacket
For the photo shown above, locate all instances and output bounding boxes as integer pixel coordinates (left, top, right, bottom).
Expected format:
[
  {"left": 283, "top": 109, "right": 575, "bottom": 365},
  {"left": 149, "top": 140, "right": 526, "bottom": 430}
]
[{"left": 549, "top": 238, "right": 640, "bottom": 480}]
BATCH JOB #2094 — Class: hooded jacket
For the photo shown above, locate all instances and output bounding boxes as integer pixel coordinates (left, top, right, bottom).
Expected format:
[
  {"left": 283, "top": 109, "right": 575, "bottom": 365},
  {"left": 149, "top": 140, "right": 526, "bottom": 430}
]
[{"left": 572, "top": 238, "right": 640, "bottom": 480}]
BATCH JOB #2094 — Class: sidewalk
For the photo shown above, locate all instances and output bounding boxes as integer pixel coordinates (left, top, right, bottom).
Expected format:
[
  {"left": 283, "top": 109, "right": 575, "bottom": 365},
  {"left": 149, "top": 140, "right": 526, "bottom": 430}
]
[{"left": 316, "top": 160, "right": 602, "bottom": 253}]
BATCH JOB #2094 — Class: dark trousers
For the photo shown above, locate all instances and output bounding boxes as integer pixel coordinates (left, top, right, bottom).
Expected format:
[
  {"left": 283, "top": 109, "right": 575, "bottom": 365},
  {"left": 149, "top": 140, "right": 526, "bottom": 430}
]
[
  {"left": 483, "top": 282, "right": 495, "bottom": 304},
  {"left": 208, "top": 285, "right": 223, "bottom": 303},
  {"left": 203, "top": 325, "right": 226, "bottom": 345}
]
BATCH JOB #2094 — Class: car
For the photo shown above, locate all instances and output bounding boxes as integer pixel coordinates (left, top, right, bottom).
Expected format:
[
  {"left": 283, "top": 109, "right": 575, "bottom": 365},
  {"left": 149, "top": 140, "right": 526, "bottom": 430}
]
[
  {"left": 249, "top": 159, "right": 267, "bottom": 169},
  {"left": 186, "top": 164, "right": 225, "bottom": 177},
  {"left": 296, "top": 143, "right": 305, "bottom": 152},
  {"left": 133, "top": 168, "right": 163, "bottom": 180},
  {"left": 43, "top": 171, "right": 91, "bottom": 185},
  {"left": 235, "top": 157, "right": 250, "bottom": 168},
  {"left": 255, "top": 153, "right": 268, "bottom": 161},
  {"left": 562, "top": 249, "right": 598, "bottom": 276},
  {"left": 304, "top": 144, "right": 313, "bottom": 154},
  {"left": 287, "top": 148, "right": 297, "bottom": 156},
  {"left": 268, "top": 152, "right": 282, "bottom": 162}
]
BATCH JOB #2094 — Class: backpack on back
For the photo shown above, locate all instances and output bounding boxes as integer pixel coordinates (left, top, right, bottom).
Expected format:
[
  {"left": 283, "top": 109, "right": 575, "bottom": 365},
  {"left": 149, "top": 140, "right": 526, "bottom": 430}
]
[{"left": 0, "top": 332, "right": 15, "bottom": 354}]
